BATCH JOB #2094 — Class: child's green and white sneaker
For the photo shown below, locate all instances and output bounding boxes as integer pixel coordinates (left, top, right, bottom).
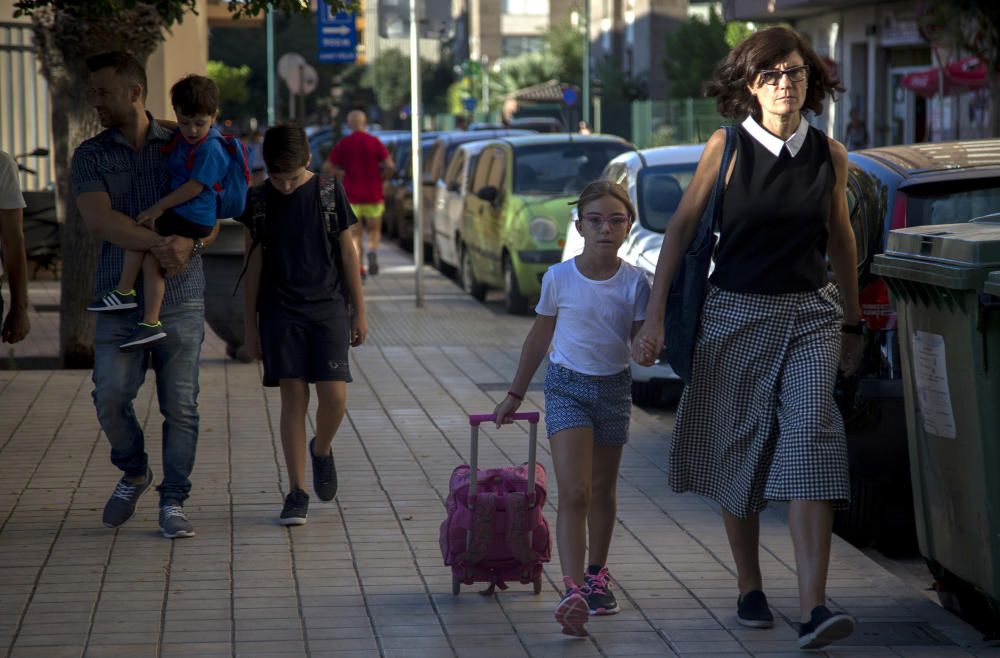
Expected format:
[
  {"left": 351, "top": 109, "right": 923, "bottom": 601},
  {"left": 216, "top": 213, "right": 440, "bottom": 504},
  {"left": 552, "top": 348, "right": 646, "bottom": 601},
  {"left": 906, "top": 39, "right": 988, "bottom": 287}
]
[
  {"left": 119, "top": 321, "right": 167, "bottom": 352},
  {"left": 88, "top": 289, "right": 138, "bottom": 312}
]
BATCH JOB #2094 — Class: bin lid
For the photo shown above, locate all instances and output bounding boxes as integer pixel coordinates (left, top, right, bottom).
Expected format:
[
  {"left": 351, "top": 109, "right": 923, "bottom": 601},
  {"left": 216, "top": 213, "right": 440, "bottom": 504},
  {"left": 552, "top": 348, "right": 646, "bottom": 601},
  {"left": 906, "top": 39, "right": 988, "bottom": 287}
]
[
  {"left": 872, "top": 222, "right": 1000, "bottom": 289},
  {"left": 986, "top": 271, "right": 1000, "bottom": 297}
]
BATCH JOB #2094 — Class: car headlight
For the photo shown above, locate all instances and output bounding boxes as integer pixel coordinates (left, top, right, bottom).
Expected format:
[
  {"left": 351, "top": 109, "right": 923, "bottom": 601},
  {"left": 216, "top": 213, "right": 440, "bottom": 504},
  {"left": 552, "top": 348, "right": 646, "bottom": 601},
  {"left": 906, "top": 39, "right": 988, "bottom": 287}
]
[{"left": 529, "top": 217, "right": 558, "bottom": 242}]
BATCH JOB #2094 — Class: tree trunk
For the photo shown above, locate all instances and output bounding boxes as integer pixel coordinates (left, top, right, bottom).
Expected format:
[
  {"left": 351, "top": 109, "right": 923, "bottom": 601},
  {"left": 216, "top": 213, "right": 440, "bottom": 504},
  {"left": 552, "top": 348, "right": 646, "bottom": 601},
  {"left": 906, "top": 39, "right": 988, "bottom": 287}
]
[{"left": 29, "top": 6, "right": 166, "bottom": 368}]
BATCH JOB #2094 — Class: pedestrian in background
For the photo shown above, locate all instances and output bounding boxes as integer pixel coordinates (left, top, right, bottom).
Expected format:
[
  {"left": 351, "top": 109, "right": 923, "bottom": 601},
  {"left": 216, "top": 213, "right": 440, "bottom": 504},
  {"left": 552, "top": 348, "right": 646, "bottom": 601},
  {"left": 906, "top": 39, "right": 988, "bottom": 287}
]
[
  {"left": 0, "top": 150, "right": 30, "bottom": 344},
  {"left": 239, "top": 123, "right": 366, "bottom": 526},
  {"left": 495, "top": 181, "right": 650, "bottom": 638},
  {"left": 322, "top": 109, "right": 394, "bottom": 280},
  {"left": 633, "top": 26, "right": 862, "bottom": 651},
  {"left": 73, "top": 51, "right": 216, "bottom": 539},
  {"left": 845, "top": 108, "right": 869, "bottom": 150}
]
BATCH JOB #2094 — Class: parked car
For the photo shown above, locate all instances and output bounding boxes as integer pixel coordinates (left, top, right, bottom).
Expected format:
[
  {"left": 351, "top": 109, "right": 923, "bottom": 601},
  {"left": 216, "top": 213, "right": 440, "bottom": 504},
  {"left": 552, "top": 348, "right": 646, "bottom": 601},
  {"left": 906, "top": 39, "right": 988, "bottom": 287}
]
[
  {"left": 419, "top": 130, "right": 535, "bottom": 267},
  {"left": 507, "top": 116, "right": 565, "bottom": 133},
  {"left": 383, "top": 133, "right": 440, "bottom": 247},
  {"left": 460, "top": 133, "right": 632, "bottom": 313},
  {"left": 561, "top": 144, "right": 704, "bottom": 405},
  {"left": 432, "top": 140, "right": 494, "bottom": 276},
  {"left": 834, "top": 138, "right": 1000, "bottom": 549}
]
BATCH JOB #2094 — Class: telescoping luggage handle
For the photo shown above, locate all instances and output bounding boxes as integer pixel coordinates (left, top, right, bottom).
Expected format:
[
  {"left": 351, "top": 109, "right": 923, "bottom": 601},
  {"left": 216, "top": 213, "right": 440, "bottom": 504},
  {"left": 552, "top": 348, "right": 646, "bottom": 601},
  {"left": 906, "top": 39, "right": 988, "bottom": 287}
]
[{"left": 466, "top": 412, "right": 539, "bottom": 502}]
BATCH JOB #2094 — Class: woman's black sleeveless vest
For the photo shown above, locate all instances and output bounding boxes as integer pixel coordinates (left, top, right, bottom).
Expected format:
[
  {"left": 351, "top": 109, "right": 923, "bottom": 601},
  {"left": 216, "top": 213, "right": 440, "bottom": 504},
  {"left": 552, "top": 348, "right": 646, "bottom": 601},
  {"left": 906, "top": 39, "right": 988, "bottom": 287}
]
[{"left": 710, "top": 122, "right": 834, "bottom": 294}]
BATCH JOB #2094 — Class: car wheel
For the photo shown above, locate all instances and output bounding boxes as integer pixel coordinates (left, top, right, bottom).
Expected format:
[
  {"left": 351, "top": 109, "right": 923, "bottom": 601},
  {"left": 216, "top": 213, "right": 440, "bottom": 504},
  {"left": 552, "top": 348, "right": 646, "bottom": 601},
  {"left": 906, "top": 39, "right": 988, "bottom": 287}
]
[
  {"left": 461, "top": 246, "right": 487, "bottom": 301},
  {"left": 503, "top": 254, "right": 531, "bottom": 315}
]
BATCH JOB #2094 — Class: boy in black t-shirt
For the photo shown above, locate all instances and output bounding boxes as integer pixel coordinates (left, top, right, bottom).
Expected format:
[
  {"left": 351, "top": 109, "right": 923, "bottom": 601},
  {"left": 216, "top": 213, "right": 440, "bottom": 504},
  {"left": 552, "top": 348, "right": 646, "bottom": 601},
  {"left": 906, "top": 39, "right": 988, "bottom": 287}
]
[{"left": 238, "top": 123, "right": 367, "bottom": 525}]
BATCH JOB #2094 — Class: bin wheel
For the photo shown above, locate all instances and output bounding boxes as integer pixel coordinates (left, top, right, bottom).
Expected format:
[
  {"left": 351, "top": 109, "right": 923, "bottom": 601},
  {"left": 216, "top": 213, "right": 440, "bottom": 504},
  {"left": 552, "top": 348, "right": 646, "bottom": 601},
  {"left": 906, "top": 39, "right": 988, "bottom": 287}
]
[
  {"left": 452, "top": 576, "right": 461, "bottom": 595},
  {"left": 533, "top": 577, "right": 542, "bottom": 595}
]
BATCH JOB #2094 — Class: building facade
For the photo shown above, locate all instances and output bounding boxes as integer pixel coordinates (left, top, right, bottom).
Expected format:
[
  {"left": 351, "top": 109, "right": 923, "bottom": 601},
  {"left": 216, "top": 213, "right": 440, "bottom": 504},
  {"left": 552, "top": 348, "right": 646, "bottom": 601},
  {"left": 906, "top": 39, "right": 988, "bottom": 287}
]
[
  {"left": 588, "top": 0, "right": 688, "bottom": 102},
  {"left": 724, "top": 0, "right": 992, "bottom": 146}
]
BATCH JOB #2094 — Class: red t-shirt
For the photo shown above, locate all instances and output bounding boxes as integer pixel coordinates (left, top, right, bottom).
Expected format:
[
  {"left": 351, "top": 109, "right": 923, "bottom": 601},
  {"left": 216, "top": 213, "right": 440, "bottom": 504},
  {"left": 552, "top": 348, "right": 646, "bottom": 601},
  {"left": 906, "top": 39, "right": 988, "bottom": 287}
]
[{"left": 327, "top": 131, "right": 390, "bottom": 204}]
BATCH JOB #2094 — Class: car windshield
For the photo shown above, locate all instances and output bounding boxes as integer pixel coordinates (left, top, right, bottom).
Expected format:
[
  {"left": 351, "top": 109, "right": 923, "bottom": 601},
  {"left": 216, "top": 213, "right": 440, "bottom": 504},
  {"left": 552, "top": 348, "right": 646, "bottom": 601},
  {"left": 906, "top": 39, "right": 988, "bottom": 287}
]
[
  {"left": 512, "top": 142, "right": 630, "bottom": 195},
  {"left": 635, "top": 163, "right": 698, "bottom": 232},
  {"left": 905, "top": 179, "right": 1000, "bottom": 226}
]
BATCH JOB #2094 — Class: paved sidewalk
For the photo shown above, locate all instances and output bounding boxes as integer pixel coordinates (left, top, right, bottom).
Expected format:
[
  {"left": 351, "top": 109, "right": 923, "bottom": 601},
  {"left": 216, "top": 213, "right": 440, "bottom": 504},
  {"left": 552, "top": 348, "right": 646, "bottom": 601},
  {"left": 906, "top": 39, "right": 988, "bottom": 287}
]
[{"left": 0, "top": 246, "right": 990, "bottom": 657}]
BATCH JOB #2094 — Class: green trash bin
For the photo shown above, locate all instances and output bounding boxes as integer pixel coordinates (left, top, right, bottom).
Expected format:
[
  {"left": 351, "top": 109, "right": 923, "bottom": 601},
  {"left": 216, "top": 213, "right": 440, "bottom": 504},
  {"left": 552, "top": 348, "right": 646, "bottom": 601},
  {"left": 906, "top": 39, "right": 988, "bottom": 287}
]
[{"left": 872, "top": 222, "right": 1000, "bottom": 604}]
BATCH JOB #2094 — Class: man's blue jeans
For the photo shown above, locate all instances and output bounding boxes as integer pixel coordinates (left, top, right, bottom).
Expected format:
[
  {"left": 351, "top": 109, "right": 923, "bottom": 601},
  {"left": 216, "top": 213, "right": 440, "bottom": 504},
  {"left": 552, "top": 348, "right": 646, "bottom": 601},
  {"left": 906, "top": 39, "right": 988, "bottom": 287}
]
[{"left": 92, "top": 301, "right": 204, "bottom": 504}]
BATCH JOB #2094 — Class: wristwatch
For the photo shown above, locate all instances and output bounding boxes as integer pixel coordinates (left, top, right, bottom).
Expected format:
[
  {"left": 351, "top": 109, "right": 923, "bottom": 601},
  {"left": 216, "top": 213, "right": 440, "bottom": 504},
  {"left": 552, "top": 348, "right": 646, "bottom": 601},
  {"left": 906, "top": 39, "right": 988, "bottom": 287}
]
[{"left": 191, "top": 238, "right": 204, "bottom": 258}]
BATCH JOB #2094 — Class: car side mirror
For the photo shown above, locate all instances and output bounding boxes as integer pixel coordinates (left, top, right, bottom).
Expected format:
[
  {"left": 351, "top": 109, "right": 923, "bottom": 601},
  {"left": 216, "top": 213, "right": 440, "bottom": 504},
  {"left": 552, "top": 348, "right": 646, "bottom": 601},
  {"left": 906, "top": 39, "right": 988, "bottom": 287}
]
[{"left": 476, "top": 186, "right": 499, "bottom": 204}]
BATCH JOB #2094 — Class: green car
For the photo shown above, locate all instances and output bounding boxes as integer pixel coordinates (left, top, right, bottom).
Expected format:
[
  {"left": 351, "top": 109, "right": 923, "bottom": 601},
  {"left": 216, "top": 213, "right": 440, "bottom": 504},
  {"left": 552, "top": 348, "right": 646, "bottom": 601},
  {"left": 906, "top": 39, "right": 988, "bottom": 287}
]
[{"left": 459, "top": 134, "right": 633, "bottom": 313}]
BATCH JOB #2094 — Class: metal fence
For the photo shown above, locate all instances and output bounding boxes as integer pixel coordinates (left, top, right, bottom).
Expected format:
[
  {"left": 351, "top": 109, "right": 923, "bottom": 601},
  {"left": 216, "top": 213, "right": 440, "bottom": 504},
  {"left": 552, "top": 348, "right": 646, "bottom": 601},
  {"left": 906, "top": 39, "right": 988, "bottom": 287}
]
[
  {"left": 1, "top": 21, "right": 54, "bottom": 192},
  {"left": 631, "top": 98, "right": 727, "bottom": 149}
]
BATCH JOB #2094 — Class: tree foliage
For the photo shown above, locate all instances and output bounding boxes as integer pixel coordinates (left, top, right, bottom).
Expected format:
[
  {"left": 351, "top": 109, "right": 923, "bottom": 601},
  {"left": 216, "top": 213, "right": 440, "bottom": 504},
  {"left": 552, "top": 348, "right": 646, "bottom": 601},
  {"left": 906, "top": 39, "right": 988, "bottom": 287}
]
[
  {"left": 544, "top": 18, "right": 584, "bottom": 87},
  {"left": 207, "top": 60, "right": 250, "bottom": 109},
  {"left": 662, "top": 9, "right": 732, "bottom": 99},
  {"left": 365, "top": 49, "right": 456, "bottom": 126}
]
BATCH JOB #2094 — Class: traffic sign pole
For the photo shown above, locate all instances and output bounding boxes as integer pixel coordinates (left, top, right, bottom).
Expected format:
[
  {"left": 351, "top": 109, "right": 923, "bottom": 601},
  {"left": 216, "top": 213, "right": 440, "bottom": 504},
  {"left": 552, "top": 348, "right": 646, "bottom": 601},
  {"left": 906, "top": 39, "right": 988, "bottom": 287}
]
[{"left": 410, "top": 0, "right": 424, "bottom": 308}]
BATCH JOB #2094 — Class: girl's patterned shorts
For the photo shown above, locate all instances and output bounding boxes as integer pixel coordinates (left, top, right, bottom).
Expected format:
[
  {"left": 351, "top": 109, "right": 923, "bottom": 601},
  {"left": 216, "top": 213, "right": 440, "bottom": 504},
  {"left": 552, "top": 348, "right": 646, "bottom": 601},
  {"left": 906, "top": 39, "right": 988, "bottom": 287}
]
[{"left": 543, "top": 362, "right": 632, "bottom": 446}]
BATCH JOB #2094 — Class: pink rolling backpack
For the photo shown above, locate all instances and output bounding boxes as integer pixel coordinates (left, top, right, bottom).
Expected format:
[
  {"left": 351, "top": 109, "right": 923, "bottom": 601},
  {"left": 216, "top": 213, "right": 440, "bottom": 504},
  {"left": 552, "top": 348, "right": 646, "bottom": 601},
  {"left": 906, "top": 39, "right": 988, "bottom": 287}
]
[{"left": 439, "top": 412, "right": 551, "bottom": 595}]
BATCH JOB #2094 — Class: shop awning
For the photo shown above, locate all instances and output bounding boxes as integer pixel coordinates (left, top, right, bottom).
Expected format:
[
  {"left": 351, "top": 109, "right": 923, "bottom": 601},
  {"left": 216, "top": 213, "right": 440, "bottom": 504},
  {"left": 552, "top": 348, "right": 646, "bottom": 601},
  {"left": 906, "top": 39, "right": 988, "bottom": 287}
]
[{"left": 901, "top": 56, "right": 988, "bottom": 97}]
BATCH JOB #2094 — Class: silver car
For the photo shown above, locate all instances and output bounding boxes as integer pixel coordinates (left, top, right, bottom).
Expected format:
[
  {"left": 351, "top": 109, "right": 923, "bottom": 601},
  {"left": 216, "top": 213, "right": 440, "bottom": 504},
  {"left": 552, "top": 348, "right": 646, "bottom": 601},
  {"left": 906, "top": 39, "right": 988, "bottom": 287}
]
[
  {"left": 431, "top": 140, "right": 493, "bottom": 275},
  {"left": 561, "top": 144, "right": 705, "bottom": 405}
]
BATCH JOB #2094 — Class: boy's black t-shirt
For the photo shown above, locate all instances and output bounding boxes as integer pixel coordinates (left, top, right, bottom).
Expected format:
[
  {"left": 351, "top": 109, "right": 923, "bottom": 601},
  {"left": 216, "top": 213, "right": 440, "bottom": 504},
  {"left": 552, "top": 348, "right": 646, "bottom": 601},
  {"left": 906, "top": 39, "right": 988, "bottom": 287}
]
[{"left": 237, "top": 174, "right": 357, "bottom": 321}]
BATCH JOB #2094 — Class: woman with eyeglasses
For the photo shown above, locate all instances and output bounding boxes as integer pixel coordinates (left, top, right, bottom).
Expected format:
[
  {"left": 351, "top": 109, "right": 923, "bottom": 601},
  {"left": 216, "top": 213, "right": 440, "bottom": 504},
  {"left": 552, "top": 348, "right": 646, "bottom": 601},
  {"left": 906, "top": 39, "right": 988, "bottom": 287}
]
[{"left": 632, "top": 26, "right": 862, "bottom": 650}]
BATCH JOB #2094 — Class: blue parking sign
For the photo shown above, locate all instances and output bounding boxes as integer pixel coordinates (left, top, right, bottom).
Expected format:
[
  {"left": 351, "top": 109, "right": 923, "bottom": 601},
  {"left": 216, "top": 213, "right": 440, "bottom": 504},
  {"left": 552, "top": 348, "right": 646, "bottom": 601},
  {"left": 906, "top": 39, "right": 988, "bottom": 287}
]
[{"left": 317, "top": 0, "right": 357, "bottom": 64}]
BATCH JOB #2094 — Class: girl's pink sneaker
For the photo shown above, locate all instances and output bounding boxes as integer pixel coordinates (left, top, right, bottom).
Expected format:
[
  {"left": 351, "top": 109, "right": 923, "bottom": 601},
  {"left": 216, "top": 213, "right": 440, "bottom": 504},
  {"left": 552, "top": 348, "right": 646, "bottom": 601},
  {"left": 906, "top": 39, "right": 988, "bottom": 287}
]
[{"left": 554, "top": 576, "right": 590, "bottom": 637}]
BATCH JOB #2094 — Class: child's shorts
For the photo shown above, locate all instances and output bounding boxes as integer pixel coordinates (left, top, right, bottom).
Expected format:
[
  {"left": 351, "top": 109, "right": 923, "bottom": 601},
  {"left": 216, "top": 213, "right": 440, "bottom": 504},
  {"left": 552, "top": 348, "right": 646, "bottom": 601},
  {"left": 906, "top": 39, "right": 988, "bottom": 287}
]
[
  {"left": 543, "top": 362, "right": 632, "bottom": 446},
  {"left": 258, "top": 308, "right": 353, "bottom": 387},
  {"left": 156, "top": 209, "right": 214, "bottom": 239}
]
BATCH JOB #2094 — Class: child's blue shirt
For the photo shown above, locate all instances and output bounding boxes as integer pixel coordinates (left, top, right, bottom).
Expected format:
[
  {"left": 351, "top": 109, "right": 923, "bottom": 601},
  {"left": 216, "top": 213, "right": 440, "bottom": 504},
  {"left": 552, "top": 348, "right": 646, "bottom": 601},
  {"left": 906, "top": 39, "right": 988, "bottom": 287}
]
[{"left": 167, "top": 126, "right": 229, "bottom": 227}]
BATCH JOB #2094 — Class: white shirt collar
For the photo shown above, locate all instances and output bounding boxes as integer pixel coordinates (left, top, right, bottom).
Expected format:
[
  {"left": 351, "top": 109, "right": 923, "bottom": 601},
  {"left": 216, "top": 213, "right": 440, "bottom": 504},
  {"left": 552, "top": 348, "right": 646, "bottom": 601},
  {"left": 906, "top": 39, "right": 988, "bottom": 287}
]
[{"left": 741, "top": 115, "right": 810, "bottom": 157}]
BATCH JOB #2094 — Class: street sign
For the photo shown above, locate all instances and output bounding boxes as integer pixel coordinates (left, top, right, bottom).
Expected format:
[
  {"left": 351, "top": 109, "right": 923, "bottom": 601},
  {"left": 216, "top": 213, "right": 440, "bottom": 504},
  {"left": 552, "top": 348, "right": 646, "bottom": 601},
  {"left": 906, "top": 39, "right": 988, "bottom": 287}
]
[
  {"left": 562, "top": 87, "right": 579, "bottom": 106},
  {"left": 317, "top": 0, "right": 357, "bottom": 64},
  {"left": 378, "top": 0, "right": 452, "bottom": 39},
  {"left": 462, "top": 97, "right": 477, "bottom": 111}
]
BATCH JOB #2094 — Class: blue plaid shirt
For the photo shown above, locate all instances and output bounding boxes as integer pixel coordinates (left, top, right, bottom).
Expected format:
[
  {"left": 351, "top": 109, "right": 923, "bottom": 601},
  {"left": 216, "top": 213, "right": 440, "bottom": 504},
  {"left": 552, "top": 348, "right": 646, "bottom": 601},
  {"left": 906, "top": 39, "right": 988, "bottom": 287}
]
[{"left": 71, "top": 114, "right": 205, "bottom": 304}]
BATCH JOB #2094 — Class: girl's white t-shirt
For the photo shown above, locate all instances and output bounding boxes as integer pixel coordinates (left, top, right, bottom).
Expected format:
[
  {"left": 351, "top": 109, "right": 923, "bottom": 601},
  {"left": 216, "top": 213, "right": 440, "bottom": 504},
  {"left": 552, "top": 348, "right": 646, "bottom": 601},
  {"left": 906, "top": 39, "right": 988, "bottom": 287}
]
[{"left": 536, "top": 257, "right": 651, "bottom": 376}]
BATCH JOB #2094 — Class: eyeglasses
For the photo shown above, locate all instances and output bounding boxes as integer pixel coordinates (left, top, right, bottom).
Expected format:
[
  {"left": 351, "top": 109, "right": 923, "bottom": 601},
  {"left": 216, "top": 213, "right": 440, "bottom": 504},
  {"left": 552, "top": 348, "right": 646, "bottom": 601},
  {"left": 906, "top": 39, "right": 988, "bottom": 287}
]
[
  {"left": 580, "top": 212, "right": 630, "bottom": 229},
  {"left": 757, "top": 65, "right": 809, "bottom": 86}
]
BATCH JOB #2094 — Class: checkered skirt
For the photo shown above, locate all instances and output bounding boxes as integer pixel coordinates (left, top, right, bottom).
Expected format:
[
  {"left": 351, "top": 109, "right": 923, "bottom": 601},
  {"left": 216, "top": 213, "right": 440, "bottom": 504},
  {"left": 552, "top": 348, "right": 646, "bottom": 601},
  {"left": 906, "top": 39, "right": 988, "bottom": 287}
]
[{"left": 669, "top": 282, "right": 850, "bottom": 518}]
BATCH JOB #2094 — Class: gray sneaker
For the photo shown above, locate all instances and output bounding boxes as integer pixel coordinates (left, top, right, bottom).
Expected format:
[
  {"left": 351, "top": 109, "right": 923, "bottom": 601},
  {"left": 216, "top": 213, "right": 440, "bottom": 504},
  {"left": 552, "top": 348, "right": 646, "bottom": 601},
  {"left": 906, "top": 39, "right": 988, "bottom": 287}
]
[
  {"left": 102, "top": 467, "right": 153, "bottom": 528},
  {"left": 310, "top": 437, "right": 337, "bottom": 501},
  {"left": 159, "top": 500, "right": 195, "bottom": 539}
]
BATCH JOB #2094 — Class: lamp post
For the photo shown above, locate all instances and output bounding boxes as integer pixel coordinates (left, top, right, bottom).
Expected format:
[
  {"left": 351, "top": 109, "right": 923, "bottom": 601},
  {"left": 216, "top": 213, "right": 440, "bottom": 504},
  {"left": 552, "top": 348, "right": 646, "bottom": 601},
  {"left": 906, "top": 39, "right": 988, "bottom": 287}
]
[
  {"left": 410, "top": 0, "right": 424, "bottom": 307},
  {"left": 267, "top": 7, "right": 275, "bottom": 125},
  {"left": 582, "top": 0, "right": 590, "bottom": 128}
]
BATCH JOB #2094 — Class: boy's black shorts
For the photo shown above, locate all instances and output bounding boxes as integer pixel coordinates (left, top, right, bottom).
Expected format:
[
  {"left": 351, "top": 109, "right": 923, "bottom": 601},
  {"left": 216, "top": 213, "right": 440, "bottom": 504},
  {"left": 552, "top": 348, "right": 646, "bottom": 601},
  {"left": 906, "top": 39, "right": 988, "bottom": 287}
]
[
  {"left": 155, "top": 209, "right": 214, "bottom": 239},
  {"left": 258, "top": 307, "right": 353, "bottom": 387}
]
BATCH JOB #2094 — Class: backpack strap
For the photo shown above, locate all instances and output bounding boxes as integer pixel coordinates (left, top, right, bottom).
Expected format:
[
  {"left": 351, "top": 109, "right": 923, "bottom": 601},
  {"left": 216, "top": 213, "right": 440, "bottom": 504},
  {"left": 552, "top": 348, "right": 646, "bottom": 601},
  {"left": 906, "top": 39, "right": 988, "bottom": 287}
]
[
  {"left": 460, "top": 491, "right": 496, "bottom": 565},
  {"left": 504, "top": 491, "right": 541, "bottom": 564},
  {"left": 232, "top": 186, "right": 267, "bottom": 297}
]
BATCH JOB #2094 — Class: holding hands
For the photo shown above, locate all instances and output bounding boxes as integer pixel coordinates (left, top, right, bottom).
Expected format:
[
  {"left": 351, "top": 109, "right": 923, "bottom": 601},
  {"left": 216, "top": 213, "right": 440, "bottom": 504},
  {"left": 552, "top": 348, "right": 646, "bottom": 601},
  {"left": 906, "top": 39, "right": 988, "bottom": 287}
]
[{"left": 631, "top": 322, "right": 664, "bottom": 367}]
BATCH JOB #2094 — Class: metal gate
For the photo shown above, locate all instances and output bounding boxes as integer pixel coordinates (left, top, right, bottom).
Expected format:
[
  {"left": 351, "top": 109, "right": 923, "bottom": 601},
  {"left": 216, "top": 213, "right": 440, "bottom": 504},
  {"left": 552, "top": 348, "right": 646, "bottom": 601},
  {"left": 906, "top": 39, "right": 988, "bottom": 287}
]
[{"left": 0, "top": 21, "right": 54, "bottom": 192}]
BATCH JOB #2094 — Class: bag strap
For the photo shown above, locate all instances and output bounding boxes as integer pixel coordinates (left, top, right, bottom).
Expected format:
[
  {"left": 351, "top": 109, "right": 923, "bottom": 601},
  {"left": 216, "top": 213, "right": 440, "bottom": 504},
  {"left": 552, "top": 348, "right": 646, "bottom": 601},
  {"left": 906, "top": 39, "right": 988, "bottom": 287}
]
[{"left": 694, "top": 125, "right": 737, "bottom": 245}]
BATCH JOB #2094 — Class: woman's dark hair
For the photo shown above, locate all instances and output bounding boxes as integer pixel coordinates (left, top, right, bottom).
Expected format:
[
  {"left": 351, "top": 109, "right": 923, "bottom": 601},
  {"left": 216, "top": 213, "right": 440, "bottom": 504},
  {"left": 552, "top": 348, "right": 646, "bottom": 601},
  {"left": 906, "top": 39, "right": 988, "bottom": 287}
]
[
  {"left": 170, "top": 75, "right": 219, "bottom": 117},
  {"left": 704, "top": 26, "right": 844, "bottom": 120},
  {"left": 85, "top": 51, "right": 148, "bottom": 100},
  {"left": 571, "top": 180, "right": 635, "bottom": 221},
  {"left": 262, "top": 122, "right": 310, "bottom": 173}
]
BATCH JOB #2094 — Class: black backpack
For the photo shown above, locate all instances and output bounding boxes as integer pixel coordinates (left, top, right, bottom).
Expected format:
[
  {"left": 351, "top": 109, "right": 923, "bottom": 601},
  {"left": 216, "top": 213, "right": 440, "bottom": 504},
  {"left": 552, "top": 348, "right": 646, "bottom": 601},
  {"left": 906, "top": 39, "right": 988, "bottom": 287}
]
[{"left": 233, "top": 174, "right": 344, "bottom": 296}]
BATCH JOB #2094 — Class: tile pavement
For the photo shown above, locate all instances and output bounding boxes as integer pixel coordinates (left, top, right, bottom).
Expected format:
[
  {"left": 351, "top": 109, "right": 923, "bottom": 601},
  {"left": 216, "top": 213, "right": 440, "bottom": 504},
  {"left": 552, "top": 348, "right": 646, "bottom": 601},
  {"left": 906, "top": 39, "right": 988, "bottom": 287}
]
[{"left": 0, "top": 245, "right": 991, "bottom": 657}]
